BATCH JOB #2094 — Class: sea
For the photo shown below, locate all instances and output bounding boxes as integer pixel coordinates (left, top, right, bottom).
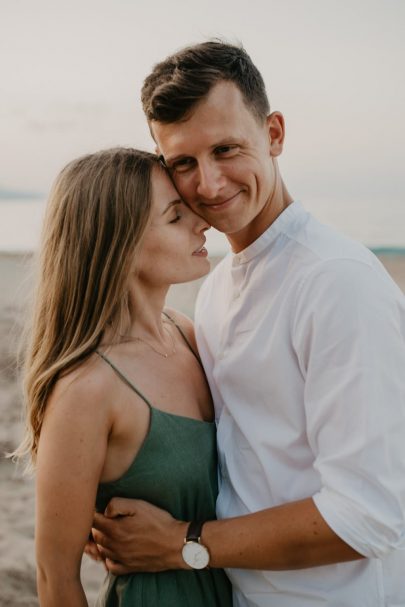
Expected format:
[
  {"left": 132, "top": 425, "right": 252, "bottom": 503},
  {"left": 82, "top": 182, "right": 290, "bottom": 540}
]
[{"left": 0, "top": 197, "right": 404, "bottom": 257}]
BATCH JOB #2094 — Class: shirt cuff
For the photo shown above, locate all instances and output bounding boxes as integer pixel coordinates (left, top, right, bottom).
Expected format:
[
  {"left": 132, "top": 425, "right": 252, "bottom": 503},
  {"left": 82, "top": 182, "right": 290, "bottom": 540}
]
[{"left": 313, "top": 488, "right": 405, "bottom": 559}]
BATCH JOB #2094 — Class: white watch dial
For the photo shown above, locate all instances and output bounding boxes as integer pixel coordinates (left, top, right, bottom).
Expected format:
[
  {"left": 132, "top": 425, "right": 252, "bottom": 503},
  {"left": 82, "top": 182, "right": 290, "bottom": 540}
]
[{"left": 182, "top": 541, "right": 210, "bottom": 569}]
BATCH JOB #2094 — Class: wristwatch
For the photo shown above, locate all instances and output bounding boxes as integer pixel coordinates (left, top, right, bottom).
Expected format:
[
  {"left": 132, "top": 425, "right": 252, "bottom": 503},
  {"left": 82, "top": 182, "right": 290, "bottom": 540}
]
[{"left": 181, "top": 520, "right": 210, "bottom": 569}]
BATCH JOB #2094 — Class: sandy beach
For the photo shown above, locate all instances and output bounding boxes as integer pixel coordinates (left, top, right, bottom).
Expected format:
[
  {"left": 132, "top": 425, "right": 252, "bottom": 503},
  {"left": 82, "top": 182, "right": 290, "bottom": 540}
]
[{"left": 1, "top": 250, "right": 405, "bottom": 606}]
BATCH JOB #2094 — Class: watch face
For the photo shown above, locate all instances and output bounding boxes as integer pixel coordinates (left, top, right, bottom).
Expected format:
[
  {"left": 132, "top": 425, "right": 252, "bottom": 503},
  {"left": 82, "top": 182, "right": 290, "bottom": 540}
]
[{"left": 182, "top": 541, "right": 210, "bottom": 569}]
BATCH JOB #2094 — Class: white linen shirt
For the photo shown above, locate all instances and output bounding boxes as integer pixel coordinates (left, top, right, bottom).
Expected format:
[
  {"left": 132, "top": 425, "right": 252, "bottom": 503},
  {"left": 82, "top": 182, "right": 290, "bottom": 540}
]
[{"left": 195, "top": 202, "right": 405, "bottom": 606}]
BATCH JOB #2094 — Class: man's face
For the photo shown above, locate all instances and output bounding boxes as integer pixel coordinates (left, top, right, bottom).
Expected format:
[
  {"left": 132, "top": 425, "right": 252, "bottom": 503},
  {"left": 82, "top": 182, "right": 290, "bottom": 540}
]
[{"left": 151, "top": 81, "right": 285, "bottom": 251}]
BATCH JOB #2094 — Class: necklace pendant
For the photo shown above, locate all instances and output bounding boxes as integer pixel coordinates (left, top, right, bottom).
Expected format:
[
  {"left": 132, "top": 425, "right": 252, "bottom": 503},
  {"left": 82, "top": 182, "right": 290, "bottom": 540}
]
[{"left": 119, "top": 322, "right": 176, "bottom": 358}]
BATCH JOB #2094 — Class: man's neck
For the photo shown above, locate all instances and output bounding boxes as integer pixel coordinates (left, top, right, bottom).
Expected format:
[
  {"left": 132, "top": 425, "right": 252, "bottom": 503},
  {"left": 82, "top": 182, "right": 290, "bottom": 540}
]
[{"left": 227, "top": 181, "right": 293, "bottom": 253}]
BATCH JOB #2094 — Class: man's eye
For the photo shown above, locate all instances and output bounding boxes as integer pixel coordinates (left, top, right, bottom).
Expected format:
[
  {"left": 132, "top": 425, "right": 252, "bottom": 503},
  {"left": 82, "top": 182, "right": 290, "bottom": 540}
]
[
  {"left": 215, "top": 145, "right": 238, "bottom": 156},
  {"left": 171, "top": 158, "right": 195, "bottom": 173}
]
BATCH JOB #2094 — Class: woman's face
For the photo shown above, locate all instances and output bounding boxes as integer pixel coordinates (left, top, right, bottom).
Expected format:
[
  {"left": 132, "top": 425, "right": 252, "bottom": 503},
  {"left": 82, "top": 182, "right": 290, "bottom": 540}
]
[{"left": 136, "top": 167, "right": 211, "bottom": 287}]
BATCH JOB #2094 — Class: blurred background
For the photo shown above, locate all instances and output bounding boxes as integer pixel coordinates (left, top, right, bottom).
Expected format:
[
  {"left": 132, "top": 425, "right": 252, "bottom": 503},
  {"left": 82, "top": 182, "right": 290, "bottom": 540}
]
[{"left": 1, "top": 0, "right": 404, "bottom": 253}]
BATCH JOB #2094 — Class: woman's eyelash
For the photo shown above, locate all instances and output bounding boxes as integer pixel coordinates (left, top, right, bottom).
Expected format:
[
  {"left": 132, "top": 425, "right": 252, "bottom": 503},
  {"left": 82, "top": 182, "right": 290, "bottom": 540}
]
[{"left": 170, "top": 214, "right": 181, "bottom": 223}]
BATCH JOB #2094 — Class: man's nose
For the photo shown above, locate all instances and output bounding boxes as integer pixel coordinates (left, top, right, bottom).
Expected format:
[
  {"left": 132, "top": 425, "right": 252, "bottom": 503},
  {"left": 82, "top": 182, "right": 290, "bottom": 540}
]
[{"left": 196, "top": 161, "right": 225, "bottom": 199}]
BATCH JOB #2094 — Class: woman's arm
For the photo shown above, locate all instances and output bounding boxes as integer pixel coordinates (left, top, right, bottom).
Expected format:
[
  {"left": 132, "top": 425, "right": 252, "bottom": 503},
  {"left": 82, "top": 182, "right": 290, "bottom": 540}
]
[{"left": 35, "top": 364, "right": 111, "bottom": 606}]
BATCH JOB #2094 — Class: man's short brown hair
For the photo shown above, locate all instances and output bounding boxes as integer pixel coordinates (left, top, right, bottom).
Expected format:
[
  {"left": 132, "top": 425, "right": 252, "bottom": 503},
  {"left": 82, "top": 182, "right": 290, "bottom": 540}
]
[{"left": 141, "top": 41, "right": 270, "bottom": 125}]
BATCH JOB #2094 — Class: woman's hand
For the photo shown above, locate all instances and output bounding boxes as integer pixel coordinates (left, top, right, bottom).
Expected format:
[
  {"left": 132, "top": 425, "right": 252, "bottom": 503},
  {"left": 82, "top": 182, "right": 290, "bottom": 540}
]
[{"left": 84, "top": 533, "right": 105, "bottom": 563}]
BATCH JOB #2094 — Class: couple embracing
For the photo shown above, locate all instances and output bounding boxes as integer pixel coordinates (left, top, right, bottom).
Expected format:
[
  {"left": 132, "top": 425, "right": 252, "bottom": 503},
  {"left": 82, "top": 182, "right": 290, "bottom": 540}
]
[{"left": 14, "top": 41, "right": 405, "bottom": 606}]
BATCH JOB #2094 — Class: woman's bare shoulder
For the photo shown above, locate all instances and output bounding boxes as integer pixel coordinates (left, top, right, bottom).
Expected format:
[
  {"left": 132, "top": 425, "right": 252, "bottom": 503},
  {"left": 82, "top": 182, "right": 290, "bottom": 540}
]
[{"left": 47, "top": 352, "right": 116, "bottom": 422}]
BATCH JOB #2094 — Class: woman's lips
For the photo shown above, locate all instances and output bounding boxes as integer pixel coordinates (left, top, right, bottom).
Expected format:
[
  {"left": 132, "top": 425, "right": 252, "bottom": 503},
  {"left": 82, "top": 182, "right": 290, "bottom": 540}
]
[{"left": 192, "top": 245, "right": 208, "bottom": 257}]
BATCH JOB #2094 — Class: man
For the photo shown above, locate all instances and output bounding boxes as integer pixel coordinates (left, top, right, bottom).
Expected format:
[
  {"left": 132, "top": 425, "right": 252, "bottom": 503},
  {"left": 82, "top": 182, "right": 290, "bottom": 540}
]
[{"left": 91, "top": 42, "right": 405, "bottom": 605}]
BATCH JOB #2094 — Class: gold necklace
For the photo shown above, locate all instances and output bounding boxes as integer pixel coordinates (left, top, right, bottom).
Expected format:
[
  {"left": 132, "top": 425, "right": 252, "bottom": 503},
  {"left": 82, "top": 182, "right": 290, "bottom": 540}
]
[{"left": 120, "top": 323, "right": 176, "bottom": 358}]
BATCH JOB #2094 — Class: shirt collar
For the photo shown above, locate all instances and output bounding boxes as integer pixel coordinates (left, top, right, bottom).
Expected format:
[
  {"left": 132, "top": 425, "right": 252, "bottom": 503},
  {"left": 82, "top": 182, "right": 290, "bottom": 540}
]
[{"left": 232, "top": 201, "right": 306, "bottom": 266}]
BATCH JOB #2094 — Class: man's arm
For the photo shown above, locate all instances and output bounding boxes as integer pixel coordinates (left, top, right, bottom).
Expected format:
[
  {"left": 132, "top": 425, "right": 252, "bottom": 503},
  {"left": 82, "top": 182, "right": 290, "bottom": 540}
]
[{"left": 91, "top": 496, "right": 362, "bottom": 575}]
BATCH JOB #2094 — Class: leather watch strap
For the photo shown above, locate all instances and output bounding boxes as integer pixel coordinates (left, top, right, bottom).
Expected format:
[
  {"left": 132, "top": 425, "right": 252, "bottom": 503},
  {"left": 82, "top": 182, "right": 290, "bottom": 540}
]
[{"left": 186, "top": 520, "right": 205, "bottom": 542}]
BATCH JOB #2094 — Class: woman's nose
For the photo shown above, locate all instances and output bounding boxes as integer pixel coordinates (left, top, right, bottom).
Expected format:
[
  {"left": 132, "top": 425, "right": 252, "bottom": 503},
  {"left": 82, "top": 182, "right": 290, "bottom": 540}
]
[
  {"left": 183, "top": 203, "right": 210, "bottom": 232},
  {"left": 196, "top": 215, "right": 210, "bottom": 233}
]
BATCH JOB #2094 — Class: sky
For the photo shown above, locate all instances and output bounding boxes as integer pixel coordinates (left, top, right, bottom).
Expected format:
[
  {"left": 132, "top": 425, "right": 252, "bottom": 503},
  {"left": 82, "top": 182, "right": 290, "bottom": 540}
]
[{"left": 1, "top": 0, "right": 404, "bottom": 245}]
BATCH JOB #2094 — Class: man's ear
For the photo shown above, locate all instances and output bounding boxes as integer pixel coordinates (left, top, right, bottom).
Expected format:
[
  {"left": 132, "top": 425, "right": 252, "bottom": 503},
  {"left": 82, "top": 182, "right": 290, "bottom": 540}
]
[{"left": 266, "top": 111, "right": 285, "bottom": 157}]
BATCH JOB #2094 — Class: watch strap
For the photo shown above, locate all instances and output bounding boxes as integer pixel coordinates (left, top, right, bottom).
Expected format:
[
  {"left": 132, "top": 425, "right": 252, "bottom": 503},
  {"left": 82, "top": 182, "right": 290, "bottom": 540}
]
[{"left": 186, "top": 520, "right": 205, "bottom": 543}]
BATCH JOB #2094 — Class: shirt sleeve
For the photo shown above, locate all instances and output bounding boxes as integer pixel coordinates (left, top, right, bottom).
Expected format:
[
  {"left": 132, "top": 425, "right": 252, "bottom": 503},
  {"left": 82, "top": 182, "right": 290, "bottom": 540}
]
[{"left": 292, "top": 257, "right": 405, "bottom": 558}]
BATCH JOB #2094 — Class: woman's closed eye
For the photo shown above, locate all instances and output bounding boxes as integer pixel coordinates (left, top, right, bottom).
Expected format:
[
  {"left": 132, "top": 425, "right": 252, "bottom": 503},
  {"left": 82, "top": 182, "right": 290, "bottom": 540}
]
[{"left": 169, "top": 207, "right": 183, "bottom": 223}]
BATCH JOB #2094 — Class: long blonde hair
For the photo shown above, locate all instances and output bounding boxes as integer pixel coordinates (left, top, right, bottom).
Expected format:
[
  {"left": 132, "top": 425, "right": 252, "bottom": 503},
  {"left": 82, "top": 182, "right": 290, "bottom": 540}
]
[{"left": 13, "top": 147, "right": 160, "bottom": 467}]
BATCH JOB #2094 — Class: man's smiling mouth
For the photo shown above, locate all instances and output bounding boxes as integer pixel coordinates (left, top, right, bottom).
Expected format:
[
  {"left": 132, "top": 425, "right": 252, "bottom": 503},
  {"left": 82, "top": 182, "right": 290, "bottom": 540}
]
[{"left": 201, "top": 191, "right": 243, "bottom": 211}]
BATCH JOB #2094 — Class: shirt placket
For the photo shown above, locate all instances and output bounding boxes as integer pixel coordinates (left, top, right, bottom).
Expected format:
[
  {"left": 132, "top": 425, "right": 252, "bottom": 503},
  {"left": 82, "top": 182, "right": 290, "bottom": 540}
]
[{"left": 215, "top": 256, "right": 248, "bottom": 483}]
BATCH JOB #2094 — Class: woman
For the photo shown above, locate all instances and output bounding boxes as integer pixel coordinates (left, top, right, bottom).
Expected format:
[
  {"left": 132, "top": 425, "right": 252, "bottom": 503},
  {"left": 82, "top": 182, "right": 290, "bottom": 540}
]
[{"left": 14, "top": 148, "right": 232, "bottom": 606}]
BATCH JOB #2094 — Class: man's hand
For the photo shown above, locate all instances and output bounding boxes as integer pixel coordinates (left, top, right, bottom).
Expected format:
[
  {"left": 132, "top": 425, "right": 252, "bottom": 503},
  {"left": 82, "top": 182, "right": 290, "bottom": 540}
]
[{"left": 91, "top": 498, "right": 188, "bottom": 575}]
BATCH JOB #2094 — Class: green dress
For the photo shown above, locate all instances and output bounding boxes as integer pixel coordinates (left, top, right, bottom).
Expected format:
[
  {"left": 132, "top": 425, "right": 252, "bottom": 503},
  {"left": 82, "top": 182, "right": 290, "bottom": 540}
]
[{"left": 94, "top": 323, "right": 232, "bottom": 607}]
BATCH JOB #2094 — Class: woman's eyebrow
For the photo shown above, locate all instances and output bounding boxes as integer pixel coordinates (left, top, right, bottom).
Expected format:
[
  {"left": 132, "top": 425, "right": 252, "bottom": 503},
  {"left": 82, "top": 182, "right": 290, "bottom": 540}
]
[{"left": 161, "top": 199, "right": 182, "bottom": 215}]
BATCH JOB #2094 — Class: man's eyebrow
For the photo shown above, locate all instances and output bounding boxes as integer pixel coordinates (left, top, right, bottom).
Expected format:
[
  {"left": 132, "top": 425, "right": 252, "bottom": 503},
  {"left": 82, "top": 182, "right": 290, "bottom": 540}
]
[
  {"left": 163, "top": 138, "right": 242, "bottom": 166},
  {"left": 163, "top": 154, "right": 190, "bottom": 167},
  {"left": 161, "top": 199, "right": 182, "bottom": 215}
]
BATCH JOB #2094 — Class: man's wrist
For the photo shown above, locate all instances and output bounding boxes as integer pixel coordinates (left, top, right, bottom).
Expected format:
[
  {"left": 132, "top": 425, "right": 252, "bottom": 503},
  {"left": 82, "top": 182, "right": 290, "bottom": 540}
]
[
  {"left": 181, "top": 521, "right": 211, "bottom": 569},
  {"left": 168, "top": 519, "right": 219, "bottom": 571},
  {"left": 167, "top": 520, "right": 190, "bottom": 570}
]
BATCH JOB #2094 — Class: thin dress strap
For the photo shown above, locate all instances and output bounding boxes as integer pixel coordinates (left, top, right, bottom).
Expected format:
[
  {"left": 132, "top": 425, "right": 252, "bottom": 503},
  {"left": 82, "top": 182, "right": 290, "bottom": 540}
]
[
  {"left": 96, "top": 350, "right": 153, "bottom": 408},
  {"left": 162, "top": 311, "right": 203, "bottom": 367}
]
